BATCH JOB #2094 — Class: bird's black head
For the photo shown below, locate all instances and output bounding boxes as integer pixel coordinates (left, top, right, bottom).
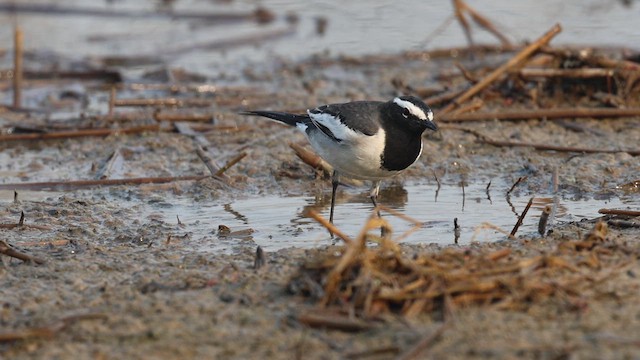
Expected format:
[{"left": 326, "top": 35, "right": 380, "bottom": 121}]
[{"left": 388, "top": 95, "right": 437, "bottom": 132}]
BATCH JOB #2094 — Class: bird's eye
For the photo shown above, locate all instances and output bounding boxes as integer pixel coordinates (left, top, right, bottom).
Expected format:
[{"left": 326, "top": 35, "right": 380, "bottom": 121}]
[{"left": 402, "top": 109, "right": 410, "bottom": 118}]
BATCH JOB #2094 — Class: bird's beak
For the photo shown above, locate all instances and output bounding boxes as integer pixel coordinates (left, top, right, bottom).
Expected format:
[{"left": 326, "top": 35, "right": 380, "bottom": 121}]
[{"left": 426, "top": 120, "right": 438, "bottom": 131}]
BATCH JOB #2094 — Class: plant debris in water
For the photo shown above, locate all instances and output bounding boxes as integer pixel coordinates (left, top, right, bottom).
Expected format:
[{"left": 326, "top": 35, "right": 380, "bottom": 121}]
[{"left": 290, "top": 211, "right": 635, "bottom": 322}]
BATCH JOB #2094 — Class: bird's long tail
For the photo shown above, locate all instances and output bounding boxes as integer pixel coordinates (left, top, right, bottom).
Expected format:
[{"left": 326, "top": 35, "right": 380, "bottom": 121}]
[{"left": 239, "top": 110, "right": 309, "bottom": 127}]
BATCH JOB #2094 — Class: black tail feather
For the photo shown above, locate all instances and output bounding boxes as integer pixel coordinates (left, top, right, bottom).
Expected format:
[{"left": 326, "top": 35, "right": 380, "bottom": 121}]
[{"left": 239, "top": 110, "right": 309, "bottom": 127}]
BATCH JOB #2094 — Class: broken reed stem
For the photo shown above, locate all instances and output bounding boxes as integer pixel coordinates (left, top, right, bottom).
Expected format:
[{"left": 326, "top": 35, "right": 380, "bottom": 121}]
[
  {"left": 97, "top": 147, "right": 123, "bottom": 180},
  {"left": 0, "top": 239, "right": 45, "bottom": 264},
  {"left": 439, "top": 107, "right": 640, "bottom": 122},
  {"left": 444, "top": 125, "right": 640, "bottom": 155},
  {"left": 13, "top": 26, "right": 23, "bottom": 108},
  {"left": 507, "top": 176, "right": 526, "bottom": 195},
  {"left": 114, "top": 98, "right": 213, "bottom": 107},
  {"left": 481, "top": 138, "right": 640, "bottom": 156},
  {"left": 0, "top": 175, "right": 210, "bottom": 191},
  {"left": 108, "top": 86, "right": 116, "bottom": 116},
  {"left": 289, "top": 142, "right": 333, "bottom": 175},
  {"left": 457, "top": 0, "right": 512, "bottom": 47},
  {"left": 439, "top": 23, "right": 562, "bottom": 115},
  {"left": 0, "top": 211, "right": 51, "bottom": 231},
  {"left": 214, "top": 152, "right": 247, "bottom": 176},
  {"left": 376, "top": 205, "right": 424, "bottom": 243},
  {"left": 195, "top": 144, "right": 220, "bottom": 175},
  {"left": 0, "top": 313, "right": 107, "bottom": 343},
  {"left": 0, "top": 125, "right": 169, "bottom": 142},
  {"left": 424, "top": 87, "right": 466, "bottom": 107},
  {"left": 515, "top": 68, "right": 616, "bottom": 78},
  {"left": 510, "top": 197, "right": 534, "bottom": 237},
  {"left": 253, "top": 246, "right": 265, "bottom": 270},
  {"left": 598, "top": 208, "right": 640, "bottom": 217},
  {"left": 0, "top": 3, "right": 269, "bottom": 22},
  {"left": 298, "top": 312, "right": 373, "bottom": 332},
  {"left": 452, "top": 0, "right": 473, "bottom": 48},
  {"left": 304, "top": 209, "right": 353, "bottom": 244},
  {"left": 538, "top": 204, "right": 552, "bottom": 236},
  {"left": 196, "top": 146, "right": 220, "bottom": 176},
  {"left": 396, "top": 322, "right": 449, "bottom": 360},
  {"left": 154, "top": 112, "right": 214, "bottom": 123}
]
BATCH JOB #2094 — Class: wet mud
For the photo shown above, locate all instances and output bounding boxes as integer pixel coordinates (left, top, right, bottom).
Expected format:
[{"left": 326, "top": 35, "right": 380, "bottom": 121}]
[{"left": 1, "top": 5, "right": 640, "bottom": 358}]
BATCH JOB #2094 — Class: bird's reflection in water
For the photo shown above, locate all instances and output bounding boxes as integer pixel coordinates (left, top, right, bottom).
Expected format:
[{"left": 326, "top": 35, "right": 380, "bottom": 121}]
[{"left": 303, "top": 182, "right": 409, "bottom": 217}]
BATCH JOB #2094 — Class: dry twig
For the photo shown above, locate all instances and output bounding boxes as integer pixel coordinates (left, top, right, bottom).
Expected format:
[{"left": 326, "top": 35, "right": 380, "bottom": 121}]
[
  {"left": 0, "top": 125, "right": 170, "bottom": 142},
  {"left": 0, "top": 240, "right": 45, "bottom": 264},
  {"left": 0, "top": 175, "right": 210, "bottom": 191},
  {"left": 510, "top": 197, "right": 534, "bottom": 237},
  {"left": 215, "top": 152, "right": 247, "bottom": 176},
  {"left": 439, "top": 23, "right": 562, "bottom": 115},
  {"left": 439, "top": 107, "right": 640, "bottom": 122},
  {"left": 598, "top": 208, "right": 640, "bottom": 217},
  {"left": 0, "top": 313, "right": 107, "bottom": 343},
  {"left": 13, "top": 26, "right": 23, "bottom": 108}
]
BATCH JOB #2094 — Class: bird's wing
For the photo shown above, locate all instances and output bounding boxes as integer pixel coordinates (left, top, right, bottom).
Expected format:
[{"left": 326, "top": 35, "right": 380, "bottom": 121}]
[{"left": 307, "top": 101, "right": 382, "bottom": 142}]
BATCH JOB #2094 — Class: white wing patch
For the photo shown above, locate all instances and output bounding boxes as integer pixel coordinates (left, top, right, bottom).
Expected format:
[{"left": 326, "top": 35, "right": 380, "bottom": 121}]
[
  {"left": 393, "top": 97, "right": 432, "bottom": 121},
  {"left": 307, "top": 110, "right": 362, "bottom": 142}
]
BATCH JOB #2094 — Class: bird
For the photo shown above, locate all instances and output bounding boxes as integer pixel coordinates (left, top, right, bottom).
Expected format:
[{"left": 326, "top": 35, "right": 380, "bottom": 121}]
[{"left": 240, "top": 95, "right": 438, "bottom": 228}]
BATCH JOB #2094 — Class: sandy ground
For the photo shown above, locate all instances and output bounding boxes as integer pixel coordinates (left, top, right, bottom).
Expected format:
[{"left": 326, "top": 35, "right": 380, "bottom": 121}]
[{"left": 1, "top": 45, "right": 640, "bottom": 359}]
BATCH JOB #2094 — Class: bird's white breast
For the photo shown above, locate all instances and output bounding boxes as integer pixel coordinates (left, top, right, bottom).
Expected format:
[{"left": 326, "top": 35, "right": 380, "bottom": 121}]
[{"left": 304, "top": 126, "right": 397, "bottom": 180}]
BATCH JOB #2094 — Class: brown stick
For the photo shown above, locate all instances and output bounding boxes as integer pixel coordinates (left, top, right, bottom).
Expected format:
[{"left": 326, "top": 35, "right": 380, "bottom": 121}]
[
  {"left": 598, "top": 208, "right": 640, "bottom": 217},
  {"left": 593, "top": 56, "right": 640, "bottom": 71},
  {"left": 108, "top": 86, "right": 116, "bottom": 117},
  {"left": 0, "top": 175, "right": 210, "bottom": 191},
  {"left": 1, "top": 223, "right": 52, "bottom": 231},
  {"left": 215, "top": 152, "right": 247, "bottom": 176},
  {"left": 516, "top": 68, "right": 616, "bottom": 78},
  {"left": 0, "top": 313, "right": 107, "bottom": 343},
  {"left": 298, "top": 312, "right": 373, "bottom": 332},
  {"left": 439, "top": 23, "right": 562, "bottom": 115},
  {"left": 455, "top": 62, "right": 478, "bottom": 83},
  {"left": 452, "top": 0, "right": 473, "bottom": 48},
  {"left": 289, "top": 142, "right": 332, "bottom": 175},
  {"left": 195, "top": 146, "right": 221, "bottom": 176},
  {"left": 396, "top": 322, "right": 449, "bottom": 360},
  {"left": 424, "top": 87, "right": 467, "bottom": 107},
  {"left": 3, "top": 69, "right": 122, "bottom": 82},
  {"left": 0, "top": 240, "right": 45, "bottom": 264},
  {"left": 114, "top": 98, "right": 213, "bottom": 107},
  {"left": 0, "top": 125, "right": 169, "bottom": 142},
  {"left": 304, "top": 209, "right": 353, "bottom": 245},
  {"left": 0, "top": 4, "right": 269, "bottom": 23},
  {"left": 480, "top": 138, "right": 640, "bottom": 156},
  {"left": 439, "top": 107, "right": 640, "bottom": 122},
  {"left": 13, "top": 26, "right": 23, "bottom": 108},
  {"left": 154, "top": 112, "right": 214, "bottom": 123},
  {"left": 506, "top": 176, "right": 527, "bottom": 195},
  {"left": 97, "top": 147, "right": 124, "bottom": 179},
  {"left": 458, "top": 0, "right": 512, "bottom": 46},
  {"left": 510, "top": 197, "right": 534, "bottom": 237}
]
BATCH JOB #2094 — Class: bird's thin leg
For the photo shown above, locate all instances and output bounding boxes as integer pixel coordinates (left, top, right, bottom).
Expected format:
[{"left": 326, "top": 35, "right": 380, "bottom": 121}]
[
  {"left": 328, "top": 171, "right": 339, "bottom": 237},
  {"left": 370, "top": 181, "right": 387, "bottom": 236},
  {"left": 370, "top": 181, "right": 381, "bottom": 217}
]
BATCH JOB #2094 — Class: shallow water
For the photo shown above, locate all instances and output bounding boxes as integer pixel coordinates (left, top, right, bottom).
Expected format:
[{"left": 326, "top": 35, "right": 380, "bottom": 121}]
[
  {"left": 1, "top": 180, "right": 637, "bottom": 252},
  {"left": 101, "top": 182, "right": 640, "bottom": 251},
  {"left": 169, "top": 182, "right": 637, "bottom": 251}
]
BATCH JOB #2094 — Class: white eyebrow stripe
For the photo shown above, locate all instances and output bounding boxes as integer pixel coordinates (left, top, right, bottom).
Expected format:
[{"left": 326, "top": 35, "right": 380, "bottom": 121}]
[{"left": 393, "top": 97, "right": 428, "bottom": 120}]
